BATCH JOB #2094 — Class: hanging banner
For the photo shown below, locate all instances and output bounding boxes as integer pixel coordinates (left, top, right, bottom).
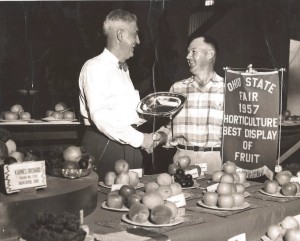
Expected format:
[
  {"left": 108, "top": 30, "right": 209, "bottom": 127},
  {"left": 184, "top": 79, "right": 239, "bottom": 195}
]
[{"left": 223, "top": 70, "right": 280, "bottom": 179}]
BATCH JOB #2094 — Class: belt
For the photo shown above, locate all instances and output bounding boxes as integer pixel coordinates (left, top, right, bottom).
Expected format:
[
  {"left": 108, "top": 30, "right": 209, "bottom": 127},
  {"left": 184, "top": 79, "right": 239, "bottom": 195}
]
[{"left": 177, "top": 144, "right": 221, "bottom": 152}]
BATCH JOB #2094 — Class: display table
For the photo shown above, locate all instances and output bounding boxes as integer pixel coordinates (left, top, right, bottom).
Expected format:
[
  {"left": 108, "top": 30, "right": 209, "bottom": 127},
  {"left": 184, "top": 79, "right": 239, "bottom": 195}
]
[
  {"left": 0, "top": 171, "right": 98, "bottom": 240},
  {"left": 82, "top": 175, "right": 300, "bottom": 241}
]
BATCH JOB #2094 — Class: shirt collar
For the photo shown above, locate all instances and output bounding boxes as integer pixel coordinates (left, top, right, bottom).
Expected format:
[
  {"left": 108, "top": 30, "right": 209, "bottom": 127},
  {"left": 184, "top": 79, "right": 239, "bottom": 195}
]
[
  {"left": 102, "top": 48, "right": 120, "bottom": 66},
  {"left": 183, "top": 72, "right": 221, "bottom": 87}
]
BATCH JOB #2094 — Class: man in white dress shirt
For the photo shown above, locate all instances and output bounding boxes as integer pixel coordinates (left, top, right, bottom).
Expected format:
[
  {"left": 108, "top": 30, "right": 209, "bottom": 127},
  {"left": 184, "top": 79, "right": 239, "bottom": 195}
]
[{"left": 79, "top": 9, "right": 153, "bottom": 180}]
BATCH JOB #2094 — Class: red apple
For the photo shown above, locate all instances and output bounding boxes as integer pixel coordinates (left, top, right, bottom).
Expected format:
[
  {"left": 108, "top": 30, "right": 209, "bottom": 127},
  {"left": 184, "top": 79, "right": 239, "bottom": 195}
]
[
  {"left": 203, "top": 191, "right": 218, "bottom": 206},
  {"left": 51, "top": 111, "right": 63, "bottom": 119},
  {"left": 217, "top": 194, "right": 234, "bottom": 208},
  {"left": 156, "top": 185, "right": 172, "bottom": 200},
  {"left": 150, "top": 204, "right": 173, "bottom": 224},
  {"left": 4, "top": 111, "right": 18, "bottom": 120},
  {"left": 275, "top": 171, "right": 292, "bottom": 186},
  {"left": 145, "top": 182, "right": 159, "bottom": 193},
  {"left": 19, "top": 112, "right": 31, "bottom": 120},
  {"left": 220, "top": 173, "right": 235, "bottom": 183},
  {"left": 114, "top": 159, "right": 129, "bottom": 174},
  {"left": 168, "top": 163, "right": 180, "bottom": 175},
  {"left": 107, "top": 193, "right": 124, "bottom": 209},
  {"left": 126, "top": 193, "right": 143, "bottom": 208},
  {"left": 45, "top": 110, "right": 53, "bottom": 117},
  {"left": 212, "top": 171, "right": 224, "bottom": 182},
  {"left": 281, "top": 182, "right": 297, "bottom": 196},
  {"left": 55, "top": 102, "right": 67, "bottom": 111},
  {"left": 177, "top": 156, "right": 191, "bottom": 169},
  {"left": 217, "top": 182, "right": 232, "bottom": 195},
  {"left": 142, "top": 192, "right": 164, "bottom": 210},
  {"left": 128, "top": 203, "right": 150, "bottom": 223},
  {"left": 223, "top": 161, "right": 236, "bottom": 174},
  {"left": 119, "top": 185, "right": 136, "bottom": 199},
  {"left": 63, "top": 111, "right": 75, "bottom": 120},
  {"left": 115, "top": 172, "right": 130, "bottom": 185},
  {"left": 263, "top": 180, "right": 279, "bottom": 194}
]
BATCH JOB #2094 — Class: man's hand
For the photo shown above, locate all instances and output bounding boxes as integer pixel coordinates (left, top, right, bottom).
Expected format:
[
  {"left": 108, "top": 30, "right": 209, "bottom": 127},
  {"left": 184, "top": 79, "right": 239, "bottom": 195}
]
[{"left": 141, "top": 133, "right": 155, "bottom": 153}]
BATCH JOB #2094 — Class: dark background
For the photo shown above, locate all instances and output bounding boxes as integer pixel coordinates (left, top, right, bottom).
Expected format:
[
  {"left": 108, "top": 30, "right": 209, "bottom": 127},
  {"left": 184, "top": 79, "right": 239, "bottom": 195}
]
[{"left": 0, "top": 0, "right": 299, "bottom": 172}]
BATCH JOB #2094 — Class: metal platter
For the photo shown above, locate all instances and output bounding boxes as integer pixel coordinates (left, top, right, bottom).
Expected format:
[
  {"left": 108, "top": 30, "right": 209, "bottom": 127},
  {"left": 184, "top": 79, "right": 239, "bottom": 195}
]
[{"left": 136, "top": 92, "right": 186, "bottom": 118}]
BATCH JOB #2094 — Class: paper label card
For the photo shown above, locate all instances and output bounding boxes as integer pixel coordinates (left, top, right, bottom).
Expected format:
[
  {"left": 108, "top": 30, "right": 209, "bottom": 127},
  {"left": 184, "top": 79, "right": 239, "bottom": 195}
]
[
  {"left": 184, "top": 168, "right": 199, "bottom": 178},
  {"left": 196, "top": 163, "right": 207, "bottom": 173},
  {"left": 167, "top": 193, "right": 186, "bottom": 208},
  {"left": 206, "top": 183, "right": 219, "bottom": 192},
  {"left": 129, "top": 168, "right": 143, "bottom": 178},
  {"left": 4, "top": 160, "right": 47, "bottom": 194},
  {"left": 111, "top": 184, "right": 124, "bottom": 191}
]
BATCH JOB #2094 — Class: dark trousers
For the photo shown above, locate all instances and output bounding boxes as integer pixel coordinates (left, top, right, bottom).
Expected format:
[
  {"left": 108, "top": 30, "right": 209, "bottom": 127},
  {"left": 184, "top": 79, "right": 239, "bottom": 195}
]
[{"left": 81, "top": 126, "right": 143, "bottom": 181}]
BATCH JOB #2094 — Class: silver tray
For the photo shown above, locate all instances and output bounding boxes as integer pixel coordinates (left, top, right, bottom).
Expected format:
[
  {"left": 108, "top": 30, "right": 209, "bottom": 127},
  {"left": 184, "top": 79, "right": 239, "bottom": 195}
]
[{"left": 137, "top": 92, "right": 186, "bottom": 118}]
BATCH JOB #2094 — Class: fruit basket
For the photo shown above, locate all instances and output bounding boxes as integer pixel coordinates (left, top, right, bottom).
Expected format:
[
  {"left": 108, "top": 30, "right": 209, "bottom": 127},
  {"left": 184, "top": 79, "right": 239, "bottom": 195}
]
[{"left": 51, "top": 166, "right": 93, "bottom": 179}]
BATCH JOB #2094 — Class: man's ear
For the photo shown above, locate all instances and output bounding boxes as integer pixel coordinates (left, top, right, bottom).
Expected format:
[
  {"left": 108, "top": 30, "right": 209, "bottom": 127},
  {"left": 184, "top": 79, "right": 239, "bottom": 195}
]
[
  {"left": 207, "top": 49, "right": 215, "bottom": 61},
  {"left": 117, "top": 29, "right": 123, "bottom": 41}
]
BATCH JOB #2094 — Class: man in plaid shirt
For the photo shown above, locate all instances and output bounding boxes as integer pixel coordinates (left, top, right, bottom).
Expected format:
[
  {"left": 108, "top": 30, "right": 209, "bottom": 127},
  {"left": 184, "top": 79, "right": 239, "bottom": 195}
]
[{"left": 154, "top": 35, "right": 224, "bottom": 174}]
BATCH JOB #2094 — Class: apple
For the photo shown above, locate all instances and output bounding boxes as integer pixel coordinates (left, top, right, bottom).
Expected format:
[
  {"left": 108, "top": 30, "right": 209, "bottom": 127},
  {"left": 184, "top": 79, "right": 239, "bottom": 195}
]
[
  {"left": 232, "top": 193, "right": 245, "bottom": 207},
  {"left": 62, "top": 160, "right": 80, "bottom": 169},
  {"left": 168, "top": 163, "right": 180, "bottom": 175},
  {"left": 170, "top": 182, "right": 182, "bottom": 196},
  {"left": 263, "top": 180, "right": 279, "bottom": 194},
  {"left": 4, "top": 111, "right": 18, "bottom": 120},
  {"left": 55, "top": 102, "right": 67, "bottom": 111},
  {"left": 164, "top": 201, "right": 178, "bottom": 219},
  {"left": 212, "top": 171, "right": 224, "bottom": 182},
  {"left": 150, "top": 204, "right": 173, "bottom": 224},
  {"left": 145, "top": 182, "right": 159, "bottom": 193},
  {"left": 45, "top": 110, "right": 53, "bottom": 117},
  {"left": 128, "top": 171, "right": 139, "bottom": 187},
  {"left": 119, "top": 185, "right": 136, "bottom": 199},
  {"left": 220, "top": 173, "right": 235, "bottom": 183},
  {"left": 126, "top": 193, "right": 143, "bottom": 208},
  {"left": 177, "top": 156, "right": 191, "bottom": 169},
  {"left": 222, "top": 161, "right": 236, "bottom": 174},
  {"left": 104, "top": 171, "right": 117, "bottom": 186},
  {"left": 9, "top": 151, "right": 25, "bottom": 163},
  {"left": 292, "top": 182, "right": 300, "bottom": 194},
  {"left": 281, "top": 182, "right": 297, "bottom": 196},
  {"left": 235, "top": 183, "right": 245, "bottom": 193},
  {"left": 51, "top": 111, "right": 63, "bottom": 119},
  {"left": 232, "top": 173, "right": 240, "bottom": 183},
  {"left": 281, "top": 216, "right": 299, "bottom": 229},
  {"left": 275, "top": 171, "right": 292, "bottom": 186},
  {"left": 283, "top": 228, "right": 300, "bottom": 241},
  {"left": 156, "top": 185, "right": 172, "bottom": 200},
  {"left": 114, "top": 159, "right": 129, "bottom": 174},
  {"left": 63, "top": 111, "right": 75, "bottom": 120},
  {"left": 107, "top": 193, "right": 124, "bottom": 209},
  {"left": 217, "top": 194, "right": 234, "bottom": 208},
  {"left": 203, "top": 191, "right": 218, "bottom": 206},
  {"left": 266, "top": 224, "right": 284, "bottom": 240},
  {"left": 236, "top": 172, "right": 246, "bottom": 184},
  {"left": 63, "top": 146, "right": 82, "bottom": 162},
  {"left": 128, "top": 203, "right": 150, "bottom": 223},
  {"left": 10, "top": 104, "right": 23, "bottom": 113},
  {"left": 115, "top": 172, "right": 130, "bottom": 185},
  {"left": 156, "top": 173, "right": 173, "bottom": 186},
  {"left": 19, "top": 112, "right": 31, "bottom": 120},
  {"left": 142, "top": 191, "right": 164, "bottom": 210},
  {"left": 77, "top": 154, "right": 90, "bottom": 169},
  {"left": 217, "top": 182, "right": 232, "bottom": 195}
]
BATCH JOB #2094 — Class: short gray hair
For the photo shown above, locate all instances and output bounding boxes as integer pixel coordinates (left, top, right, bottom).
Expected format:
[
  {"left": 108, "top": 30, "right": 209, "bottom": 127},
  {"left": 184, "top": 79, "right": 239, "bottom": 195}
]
[{"left": 103, "top": 9, "right": 137, "bottom": 36}]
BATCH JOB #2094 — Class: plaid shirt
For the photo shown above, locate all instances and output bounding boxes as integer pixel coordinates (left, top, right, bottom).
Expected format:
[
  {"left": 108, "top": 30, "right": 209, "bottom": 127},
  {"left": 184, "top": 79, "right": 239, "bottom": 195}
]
[{"left": 159, "top": 72, "right": 224, "bottom": 147}]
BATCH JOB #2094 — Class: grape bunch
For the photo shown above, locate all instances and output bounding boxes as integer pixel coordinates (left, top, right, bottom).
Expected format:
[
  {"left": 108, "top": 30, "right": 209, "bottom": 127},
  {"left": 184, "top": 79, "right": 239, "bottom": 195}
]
[{"left": 173, "top": 169, "right": 194, "bottom": 188}]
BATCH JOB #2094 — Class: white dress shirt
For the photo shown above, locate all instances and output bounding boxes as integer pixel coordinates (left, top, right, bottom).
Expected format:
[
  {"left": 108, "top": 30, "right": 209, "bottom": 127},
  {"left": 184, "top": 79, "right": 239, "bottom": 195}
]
[{"left": 79, "top": 48, "right": 144, "bottom": 148}]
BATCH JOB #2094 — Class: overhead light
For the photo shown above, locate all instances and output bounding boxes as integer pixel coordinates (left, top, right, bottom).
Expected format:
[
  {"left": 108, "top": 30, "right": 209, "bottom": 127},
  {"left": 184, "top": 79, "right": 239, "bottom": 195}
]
[{"left": 205, "top": 0, "right": 214, "bottom": 6}]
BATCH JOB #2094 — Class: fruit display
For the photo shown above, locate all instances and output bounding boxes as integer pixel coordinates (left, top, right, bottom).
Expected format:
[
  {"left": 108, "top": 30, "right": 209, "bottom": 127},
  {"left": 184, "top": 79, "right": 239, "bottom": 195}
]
[
  {"left": 103, "top": 159, "right": 139, "bottom": 188},
  {"left": 21, "top": 211, "right": 87, "bottom": 241},
  {"left": 45, "top": 145, "right": 94, "bottom": 179},
  {"left": 167, "top": 155, "right": 201, "bottom": 188},
  {"left": 1, "top": 104, "right": 31, "bottom": 120},
  {"left": 211, "top": 161, "right": 246, "bottom": 184},
  {"left": 262, "top": 170, "right": 300, "bottom": 196},
  {"left": 44, "top": 102, "right": 76, "bottom": 120},
  {"left": 264, "top": 215, "right": 300, "bottom": 241}
]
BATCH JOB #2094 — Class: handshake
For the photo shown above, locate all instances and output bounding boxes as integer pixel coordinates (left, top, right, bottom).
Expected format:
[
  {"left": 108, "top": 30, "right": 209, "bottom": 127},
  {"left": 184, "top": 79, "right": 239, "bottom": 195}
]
[{"left": 141, "top": 132, "right": 168, "bottom": 154}]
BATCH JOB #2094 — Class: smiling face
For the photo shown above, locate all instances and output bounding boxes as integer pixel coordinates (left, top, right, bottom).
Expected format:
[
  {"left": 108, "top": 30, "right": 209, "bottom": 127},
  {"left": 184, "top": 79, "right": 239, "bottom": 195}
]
[
  {"left": 186, "top": 37, "right": 215, "bottom": 75},
  {"left": 119, "top": 21, "right": 140, "bottom": 61}
]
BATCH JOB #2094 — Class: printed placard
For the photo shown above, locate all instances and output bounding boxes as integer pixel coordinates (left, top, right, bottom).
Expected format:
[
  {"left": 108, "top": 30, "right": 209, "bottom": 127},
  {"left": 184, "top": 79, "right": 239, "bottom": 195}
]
[
  {"left": 111, "top": 184, "right": 124, "bottom": 191},
  {"left": 167, "top": 193, "right": 186, "bottom": 208},
  {"left": 4, "top": 161, "right": 47, "bottom": 194},
  {"left": 129, "top": 168, "right": 143, "bottom": 178},
  {"left": 184, "top": 168, "right": 199, "bottom": 178},
  {"left": 197, "top": 163, "right": 207, "bottom": 172}
]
